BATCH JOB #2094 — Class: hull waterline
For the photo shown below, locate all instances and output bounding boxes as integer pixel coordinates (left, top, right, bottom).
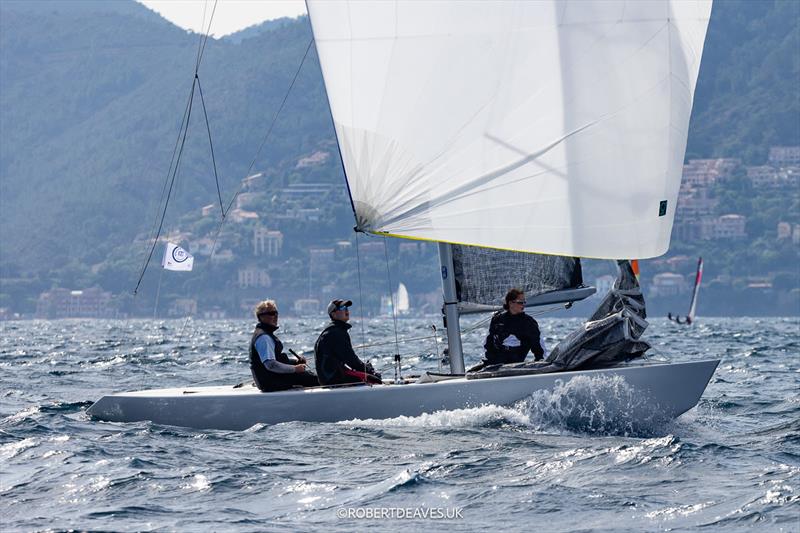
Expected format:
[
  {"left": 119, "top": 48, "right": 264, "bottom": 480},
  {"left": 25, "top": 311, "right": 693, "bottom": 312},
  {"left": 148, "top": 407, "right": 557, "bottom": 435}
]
[{"left": 87, "top": 360, "right": 720, "bottom": 431}]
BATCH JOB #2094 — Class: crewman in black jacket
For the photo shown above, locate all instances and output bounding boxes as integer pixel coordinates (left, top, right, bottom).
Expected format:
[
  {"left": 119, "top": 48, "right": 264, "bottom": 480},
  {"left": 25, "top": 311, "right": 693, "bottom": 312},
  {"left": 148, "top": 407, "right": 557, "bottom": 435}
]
[
  {"left": 314, "top": 299, "right": 381, "bottom": 386},
  {"left": 483, "top": 288, "right": 545, "bottom": 366}
]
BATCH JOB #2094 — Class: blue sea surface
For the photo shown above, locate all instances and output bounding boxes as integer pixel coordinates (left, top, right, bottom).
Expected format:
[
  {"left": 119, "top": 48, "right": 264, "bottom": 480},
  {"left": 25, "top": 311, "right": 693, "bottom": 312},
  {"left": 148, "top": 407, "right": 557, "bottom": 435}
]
[{"left": 1, "top": 317, "right": 798, "bottom": 531}]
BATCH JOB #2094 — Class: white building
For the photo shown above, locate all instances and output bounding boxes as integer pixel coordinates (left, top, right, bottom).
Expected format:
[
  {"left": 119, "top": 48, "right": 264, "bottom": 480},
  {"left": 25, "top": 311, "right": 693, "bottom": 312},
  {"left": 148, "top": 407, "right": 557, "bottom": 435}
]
[
  {"left": 237, "top": 267, "right": 272, "bottom": 288},
  {"left": 651, "top": 273, "right": 688, "bottom": 297},
  {"left": 253, "top": 227, "right": 283, "bottom": 257},
  {"left": 768, "top": 146, "right": 800, "bottom": 167}
]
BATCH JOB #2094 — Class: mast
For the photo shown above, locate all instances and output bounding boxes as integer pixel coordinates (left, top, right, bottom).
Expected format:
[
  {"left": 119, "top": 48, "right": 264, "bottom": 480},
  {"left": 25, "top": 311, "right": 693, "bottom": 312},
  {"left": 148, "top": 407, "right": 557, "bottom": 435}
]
[{"left": 438, "top": 243, "right": 465, "bottom": 374}]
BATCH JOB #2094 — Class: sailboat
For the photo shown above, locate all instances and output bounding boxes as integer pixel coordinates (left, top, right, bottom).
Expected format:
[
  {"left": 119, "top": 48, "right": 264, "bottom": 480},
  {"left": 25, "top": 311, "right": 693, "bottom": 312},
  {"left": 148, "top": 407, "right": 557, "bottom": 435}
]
[
  {"left": 88, "top": 1, "right": 719, "bottom": 430},
  {"left": 380, "top": 282, "right": 411, "bottom": 316},
  {"left": 668, "top": 257, "right": 704, "bottom": 324}
]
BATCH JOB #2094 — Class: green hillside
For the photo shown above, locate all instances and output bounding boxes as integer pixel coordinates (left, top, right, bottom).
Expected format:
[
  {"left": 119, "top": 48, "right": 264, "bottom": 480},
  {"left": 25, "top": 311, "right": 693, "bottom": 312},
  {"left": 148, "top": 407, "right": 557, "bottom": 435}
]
[
  {"left": 687, "top": 0, "right": 800, "bottom": 162},
  {"left": 0, "top": 0, "right": 797, "bottom": 316}
]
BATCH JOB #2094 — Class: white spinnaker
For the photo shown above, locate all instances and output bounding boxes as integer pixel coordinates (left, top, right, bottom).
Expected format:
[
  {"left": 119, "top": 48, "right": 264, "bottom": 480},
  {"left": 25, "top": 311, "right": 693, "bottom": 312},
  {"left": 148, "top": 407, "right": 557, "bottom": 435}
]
[{"left": 307, "top": 0, "right": 712, "bottom": 259}]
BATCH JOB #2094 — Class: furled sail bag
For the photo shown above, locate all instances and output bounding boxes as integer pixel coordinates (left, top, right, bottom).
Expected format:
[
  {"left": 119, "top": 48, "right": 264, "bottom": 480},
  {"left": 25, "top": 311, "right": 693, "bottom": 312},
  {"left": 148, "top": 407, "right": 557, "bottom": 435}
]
[{"left": 467, "top": 261, "right": 649, "bottom": 379}]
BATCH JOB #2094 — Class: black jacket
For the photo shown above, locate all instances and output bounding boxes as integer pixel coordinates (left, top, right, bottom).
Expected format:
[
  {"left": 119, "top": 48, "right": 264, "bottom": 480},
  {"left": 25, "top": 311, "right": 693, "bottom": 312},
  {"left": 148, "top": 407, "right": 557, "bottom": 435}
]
[
  {"left": 249, "top": 322, "right": 295, "bottom": 391},
  {"left": 314, "top": 320, "right": 367, "bottom": 385},
  {"left": 484, "top": 310, "right": 544, "bottom": 365}
]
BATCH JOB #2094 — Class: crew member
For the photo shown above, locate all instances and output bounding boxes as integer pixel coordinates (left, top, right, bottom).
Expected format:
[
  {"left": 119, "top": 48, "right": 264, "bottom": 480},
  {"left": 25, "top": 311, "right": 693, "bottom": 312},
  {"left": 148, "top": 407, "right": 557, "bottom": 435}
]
[
  {"left": 250, "top": 300, "right": 318, "bottom": 392},
  {"left": 314, "top": 299, "right": 381, "bottom": 386},
  {"left": 482, "top": 288, "right": 545, "bottom": 366}
]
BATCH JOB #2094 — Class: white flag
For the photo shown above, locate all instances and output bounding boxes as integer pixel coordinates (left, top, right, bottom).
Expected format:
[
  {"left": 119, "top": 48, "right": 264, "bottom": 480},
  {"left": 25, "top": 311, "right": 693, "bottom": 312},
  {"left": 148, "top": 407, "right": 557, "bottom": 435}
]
[{"left": 162, "top": 242, "right": 194, "bottom": 272}]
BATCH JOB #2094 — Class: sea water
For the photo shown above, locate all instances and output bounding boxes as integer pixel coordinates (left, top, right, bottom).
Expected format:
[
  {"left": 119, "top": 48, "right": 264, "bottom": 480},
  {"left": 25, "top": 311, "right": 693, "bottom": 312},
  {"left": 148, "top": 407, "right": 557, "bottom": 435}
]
[{"left": 1, "top": 317, "right": 797, "bottom": 531}]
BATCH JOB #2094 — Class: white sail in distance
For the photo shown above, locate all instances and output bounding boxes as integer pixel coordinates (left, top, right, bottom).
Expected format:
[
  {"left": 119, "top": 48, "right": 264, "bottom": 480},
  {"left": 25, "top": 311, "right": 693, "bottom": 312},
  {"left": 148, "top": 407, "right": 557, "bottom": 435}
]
[
  {"left": 396, "top": 283, "right": 410, "bottom": 314},
  {"left": 307, "top": 0, "right": 712, "bottom": 259}
]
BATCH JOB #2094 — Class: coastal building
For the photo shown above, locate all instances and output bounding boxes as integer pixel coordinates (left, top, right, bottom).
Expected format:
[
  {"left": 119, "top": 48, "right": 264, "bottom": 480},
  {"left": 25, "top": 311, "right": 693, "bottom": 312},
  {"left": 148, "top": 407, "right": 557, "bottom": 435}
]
[
  {"left": 746, "top": 165, "right": 781, "bottom": 188},
  {"left": 768, "top": 146, "right": 800, "bottom": 167},
  {"left": 309, "top": 247, "right": 335, "bottom": 269},
  {"left": 296, "top": 151, "right": 330, "bottom": 168},
  {"left": 777, "top": 222, "right": 800, "bottom": 245},
  {"left": 241, "top": 172, "right": 264, "bottom": 191},
  {"left": 676, "top": 186, "right": 718, "bottom": 219},
  {"left": 202, "top": 308, "right": 227, "bottom": 319},
  {"left": 235, "top": 192, "right": 261, "bottom": 210},
  {"left": 237, "top": 267, "right": 272, "bottom": 288},
  {"left": 294, "top": 298, "right": 321, "bottom": 315},
  {"left": 650, "top": 273, "right": 688, "bottom": 297},
  {"left": 36, "top": 287, "right": 114, "bottom": 318},
  {"left": 253, "top": 227, "right": 283, "bottom": 257},
  {"left": 682, "top": 158, "right": 740, "bottom": 187},
  {"left": 228, "top": 208, "right": 259, "bottom": 223},
  {"left": 169, "top": 298, "right": 197, "bottom": 317},
  {"left": 708, "top": 214, "right": 747, "bottom": 239},
  {"left": 210, "top": 249, "right": 235, "bottom": 264}
]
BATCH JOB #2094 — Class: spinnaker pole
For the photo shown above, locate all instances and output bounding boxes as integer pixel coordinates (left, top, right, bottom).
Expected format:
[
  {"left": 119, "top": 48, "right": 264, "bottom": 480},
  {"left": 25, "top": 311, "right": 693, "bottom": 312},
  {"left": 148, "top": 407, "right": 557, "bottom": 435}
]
[{"left": 438, "top": 243, "right": 465, "bottom": 374}]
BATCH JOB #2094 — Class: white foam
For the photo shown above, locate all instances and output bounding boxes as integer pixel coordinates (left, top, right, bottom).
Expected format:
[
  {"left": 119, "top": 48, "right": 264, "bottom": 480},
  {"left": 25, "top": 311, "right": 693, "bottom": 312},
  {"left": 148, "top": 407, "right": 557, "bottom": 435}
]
[
  {"left": 339, "top": 403, "right": 530, "bottom": 428},
  {"left": 0, "top": 437, "right": 38, "bottom": 461}
]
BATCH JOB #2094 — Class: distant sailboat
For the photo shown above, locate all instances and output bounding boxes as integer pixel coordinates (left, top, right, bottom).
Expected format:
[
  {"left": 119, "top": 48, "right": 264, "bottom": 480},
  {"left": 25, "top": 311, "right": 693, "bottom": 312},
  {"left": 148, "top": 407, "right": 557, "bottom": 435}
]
[
  {"left": 668, "top": 257, "right": 704, "bottom": 325},
  {"left": 380, "top": 282, "right": 411, "bottom": 316}
]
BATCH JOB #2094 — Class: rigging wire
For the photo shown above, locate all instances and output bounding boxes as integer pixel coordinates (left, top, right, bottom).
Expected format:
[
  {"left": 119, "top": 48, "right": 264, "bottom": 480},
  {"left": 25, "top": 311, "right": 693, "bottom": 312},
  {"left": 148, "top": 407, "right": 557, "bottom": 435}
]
[
  {"left": 195, "top": 0, "right": 218, "bottom": 74},
  {"left": 353, "top": 231, "right": 369, "bottom": 384},
  {"left": 382, "top": 236, "right": 402, "bottom": 379},
  {"left": 202, "top": 38, "right": 315, "bottom": 262},
  {"left": 195, "top": 75, "right": 225, "bottom": 216},
  {"left": 133, "top": 0, "right": 219, "bottom": 295},
  {"left": 136, "top": 83, "right": 194, "bottom": 284},
  {"left": 133, "top": 81, "right": 197, "bottom": 295},
  {"left": 219, "top": 39, "right": 314, "bottom": 221}
]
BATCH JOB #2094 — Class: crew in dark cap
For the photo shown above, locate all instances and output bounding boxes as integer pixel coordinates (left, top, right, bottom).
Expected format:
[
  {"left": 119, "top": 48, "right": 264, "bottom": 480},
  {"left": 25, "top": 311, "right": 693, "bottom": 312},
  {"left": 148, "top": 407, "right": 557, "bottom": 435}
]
[{"left": 314, "top": 299, "right": 381, "bottom": 386}]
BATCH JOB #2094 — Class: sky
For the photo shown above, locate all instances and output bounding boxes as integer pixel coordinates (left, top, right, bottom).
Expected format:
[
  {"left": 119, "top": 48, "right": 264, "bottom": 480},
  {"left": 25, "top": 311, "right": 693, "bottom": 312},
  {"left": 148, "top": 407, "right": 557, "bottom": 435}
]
[{"left": 138, "top": 0, "right": 307, "bottom": 37}]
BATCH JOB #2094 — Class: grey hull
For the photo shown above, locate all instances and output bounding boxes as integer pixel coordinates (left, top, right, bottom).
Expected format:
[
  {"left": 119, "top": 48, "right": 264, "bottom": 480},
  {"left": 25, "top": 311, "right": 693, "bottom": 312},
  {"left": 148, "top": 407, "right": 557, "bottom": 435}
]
[{"left": 87, "top": 360, "right": 719, "bottom": 431}]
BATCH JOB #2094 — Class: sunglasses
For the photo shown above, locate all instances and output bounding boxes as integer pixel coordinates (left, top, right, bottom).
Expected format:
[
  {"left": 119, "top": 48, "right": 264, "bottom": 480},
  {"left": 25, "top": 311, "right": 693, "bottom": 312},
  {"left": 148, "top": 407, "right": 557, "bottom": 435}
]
[
  {"left": 512, "top": 300, "right": 526, "bottom": 305},
  {"left": 259, "top": 311, "right": 279, "bottom": 317},
  {"left": 336, "top": 305, "right": 350, "bottom": 311}
]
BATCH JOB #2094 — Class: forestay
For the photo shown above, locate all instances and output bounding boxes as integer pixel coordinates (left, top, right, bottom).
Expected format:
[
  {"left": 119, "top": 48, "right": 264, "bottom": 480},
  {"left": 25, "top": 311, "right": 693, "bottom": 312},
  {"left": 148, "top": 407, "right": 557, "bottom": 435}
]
[{"left": 307, "top": 0, "right": 712, "bottom": 259}]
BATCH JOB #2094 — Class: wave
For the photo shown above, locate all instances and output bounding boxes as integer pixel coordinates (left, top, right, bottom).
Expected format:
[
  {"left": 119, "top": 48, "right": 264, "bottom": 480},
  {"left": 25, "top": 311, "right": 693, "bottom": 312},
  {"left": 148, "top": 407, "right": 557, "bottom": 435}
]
[{"left": 339, "top": 375, "right": 675, "bottom": 437}]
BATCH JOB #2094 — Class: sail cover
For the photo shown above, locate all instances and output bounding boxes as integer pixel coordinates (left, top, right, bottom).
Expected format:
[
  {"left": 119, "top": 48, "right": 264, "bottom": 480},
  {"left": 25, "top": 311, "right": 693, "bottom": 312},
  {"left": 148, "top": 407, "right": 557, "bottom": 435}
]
[
  {"left": 452, "top": 245, "right": 592, "bottom": 313},
  {"left": 307, "top": 0, "right": 712, "bottom": 259}
]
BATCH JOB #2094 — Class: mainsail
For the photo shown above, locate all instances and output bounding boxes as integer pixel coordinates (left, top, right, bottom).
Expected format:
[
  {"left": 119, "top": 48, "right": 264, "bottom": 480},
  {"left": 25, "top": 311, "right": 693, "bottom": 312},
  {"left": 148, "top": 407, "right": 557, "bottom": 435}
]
[
  {"left": 452, "top": 245, "right": 593, "bottom": 313},
  {"left": 307, "top": 1, "right": 712, "bottom": 259}
]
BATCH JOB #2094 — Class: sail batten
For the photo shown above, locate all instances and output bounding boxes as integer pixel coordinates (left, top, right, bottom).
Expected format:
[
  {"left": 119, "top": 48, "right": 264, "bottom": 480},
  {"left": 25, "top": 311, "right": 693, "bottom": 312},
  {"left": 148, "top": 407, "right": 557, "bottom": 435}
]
[{"left": 308, "top": 0, "right": 712, "bottom": 259}]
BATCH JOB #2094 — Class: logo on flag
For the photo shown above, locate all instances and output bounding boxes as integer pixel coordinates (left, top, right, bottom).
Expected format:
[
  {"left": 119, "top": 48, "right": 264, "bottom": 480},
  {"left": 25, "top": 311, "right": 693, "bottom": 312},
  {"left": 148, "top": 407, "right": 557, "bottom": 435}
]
[{"left": 162, "top": 242, "right": 194, "bottom": 272}]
